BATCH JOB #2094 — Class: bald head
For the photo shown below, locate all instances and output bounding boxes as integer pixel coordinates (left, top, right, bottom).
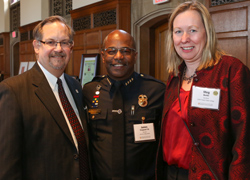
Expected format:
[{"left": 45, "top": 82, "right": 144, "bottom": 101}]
[
  {"left": 101, "top": 29, "right": 138, "bottom": 81},
  {"left": 102, "top": 30, "right": 136, "bottom": 50}
]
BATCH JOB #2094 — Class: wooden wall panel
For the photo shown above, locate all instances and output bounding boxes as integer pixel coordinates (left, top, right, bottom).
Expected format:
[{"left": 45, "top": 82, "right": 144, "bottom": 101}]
[
  {"left": 70, "top": 0, "right": 131, "bottom": 77},
  {"left": 218, "top": 37, "right": 247, "bottom": 65},
  {"left": 72, "top": 49, "right": 85, "bottom": 77},
  {"left": 20, "top": 43, "right": 26, "bottom": 53},
  {"left": 20, "top": 54, "right": 25, "bottom": 62},
  {"left": 26, "top": 54, "right": 35, "bottom": 62},
  {"left": 86, "top": 31, "right": 100, "bottom": 47},
  {"left": 0, "top": 32, "right": 10, "bottom": 78},
  {"left": 0, "top": 54, "right": 3, "bottom": 72},
  {"left": 19, "top": 41, "right": 36, "bottom": 62},
  {"left": 74, "top": 33, "right": 85, "bottom": 47},
  {"left": 86, "top": 49, "right": 99, "bottom": 54},
  {"left": 26, "top": 41, "right": 34, "bottom": 53},
  {"left": 18, "top": 21, "right": 40, "bottom": 74},
  {"left": 212, "top": 7, "right": 247, "bottom": 33},
  {"left": 209, "top": 1, "right": 250, "bottom": 69}
]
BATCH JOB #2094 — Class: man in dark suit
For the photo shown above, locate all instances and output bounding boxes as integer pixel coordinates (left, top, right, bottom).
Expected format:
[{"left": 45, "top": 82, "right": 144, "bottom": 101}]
[
  {"left": 0, "top": 16, "right": 91, "bottom": 180},
  {"left": 83, "top": 30, "right": 165, "bottom": 180}
]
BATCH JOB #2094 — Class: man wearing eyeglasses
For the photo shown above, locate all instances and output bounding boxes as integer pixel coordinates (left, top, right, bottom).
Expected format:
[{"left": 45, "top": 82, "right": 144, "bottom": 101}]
[
  {"left": 0, "top": 16, "right": 91, "bottom": 180},
  {"left": 83, "top": 30, "right": 166, "bottom": 180}
]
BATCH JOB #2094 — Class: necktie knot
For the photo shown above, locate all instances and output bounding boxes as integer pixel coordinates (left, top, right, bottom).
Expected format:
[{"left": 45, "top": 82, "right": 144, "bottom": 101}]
[
  {"left": 114, "top": 81, "right": 122, "bottom": 90},
  {"left": 57, "top": 78, "right": 62, "bottom": 86}
]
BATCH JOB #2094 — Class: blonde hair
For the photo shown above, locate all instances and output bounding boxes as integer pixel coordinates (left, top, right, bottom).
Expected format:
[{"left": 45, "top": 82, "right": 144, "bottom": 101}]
[{"left": 167, "top": 0, "right": 225, "bottom": 75}]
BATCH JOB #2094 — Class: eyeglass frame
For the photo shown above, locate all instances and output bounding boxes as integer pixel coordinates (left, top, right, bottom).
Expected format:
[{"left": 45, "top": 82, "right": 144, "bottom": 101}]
[
  {"left": 39, "top": 40, "right": 74, "bottom": 48},
  {"left": 102, "top": 47, "right": 136, "bottom": 57}
]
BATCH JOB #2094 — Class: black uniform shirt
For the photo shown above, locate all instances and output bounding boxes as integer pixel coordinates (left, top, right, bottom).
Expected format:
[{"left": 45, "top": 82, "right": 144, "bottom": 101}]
[{"left": 83, "top": 72, "right": 165, "bottom": 180}]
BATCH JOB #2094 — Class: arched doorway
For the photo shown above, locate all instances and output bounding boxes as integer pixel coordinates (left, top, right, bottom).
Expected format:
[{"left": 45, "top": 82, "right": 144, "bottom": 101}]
[{"left": 132, "top": 8, "right": 171, "bottom": 83}]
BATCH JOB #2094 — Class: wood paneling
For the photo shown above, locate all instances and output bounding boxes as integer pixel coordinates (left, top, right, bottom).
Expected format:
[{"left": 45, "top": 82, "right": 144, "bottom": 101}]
[
  {"left": 209, "top": 1, "right": 250, "bottom": 69},
  {"left": 0, "top": 32, "right": 10, "bottom": 79},
  {"left": 19, "top": 21, "right": 40, "bottom": 71},
  {"left": 212, "top": 7, "right": 247, "bottom": 33},
  {"left": 218, "top": 37, "right": 247, "bottom": 65},
  {"left": 74, "top": 34, "right": 85, "bottom": 47},
  {"left": 0, "top": 52, "right": 4, "bottom": 74},
  {"left": 72, "top": 49, "right": 85, "bottom": 78},
  {"left": 86, "top": 31, "right": 100, "bottom": 47},
  {"left": 70, "top": 0, "right": 131, "bottom": 78}
]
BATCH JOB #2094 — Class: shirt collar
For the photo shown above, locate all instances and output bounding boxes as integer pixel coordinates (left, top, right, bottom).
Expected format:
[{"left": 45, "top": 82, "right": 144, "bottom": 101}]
[
  {"left": 37, "top": 61, "right": 65, "bottom": 91},
  {"left": 106, "top": 72, "right": 135, "bottom": 87}
]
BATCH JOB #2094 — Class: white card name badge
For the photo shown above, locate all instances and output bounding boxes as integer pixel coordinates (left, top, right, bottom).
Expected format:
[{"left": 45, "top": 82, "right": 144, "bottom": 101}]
[
  {"left": 191, "top": 86, "right": 221, "bottom": 110},
  {"left": 133, "top": 123, "right": 155, "bottom": 143}
]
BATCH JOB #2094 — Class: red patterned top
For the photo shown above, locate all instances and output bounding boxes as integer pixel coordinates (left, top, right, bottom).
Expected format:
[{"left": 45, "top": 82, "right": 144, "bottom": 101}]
[
  {"left": 156, "top": 56, "right": 250, "bottom": 180},
  {"left": 162, "top": 88, "right": 193, "bottom": 169}
]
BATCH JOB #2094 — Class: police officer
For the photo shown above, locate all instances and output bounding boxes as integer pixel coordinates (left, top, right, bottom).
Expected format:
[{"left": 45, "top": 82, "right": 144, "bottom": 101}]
[{"left": 82, "top": 29, "right": 165, "bottom": 180}]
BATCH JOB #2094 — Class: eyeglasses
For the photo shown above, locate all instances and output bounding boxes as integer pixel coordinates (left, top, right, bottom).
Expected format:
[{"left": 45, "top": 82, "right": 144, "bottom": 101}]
[
  {"left": 39, "top": 40, "right": 73, "bottom": 48},
  {"left": 102, "top": 47, "right": 136, "bottom": 56}
]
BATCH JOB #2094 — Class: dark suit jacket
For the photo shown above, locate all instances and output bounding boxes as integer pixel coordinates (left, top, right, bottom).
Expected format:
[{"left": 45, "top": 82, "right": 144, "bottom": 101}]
[{"left": 0, "top": 63, "right": 91, "bottom": 180}]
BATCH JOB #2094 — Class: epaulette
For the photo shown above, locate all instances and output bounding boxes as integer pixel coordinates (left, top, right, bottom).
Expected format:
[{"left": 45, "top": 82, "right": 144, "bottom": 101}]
[
  {"left": 139, "top": 73, "right": 165, "bottom": 85},
  {"left": 91, "top": 75, "right": 107, "bottom": 82},
  {"left": 84, "top": 75, "right": 106, "bottom": 86}
]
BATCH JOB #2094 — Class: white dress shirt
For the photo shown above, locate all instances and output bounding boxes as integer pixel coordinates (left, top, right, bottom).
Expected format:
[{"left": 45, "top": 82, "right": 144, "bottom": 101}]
[{"left": 37, "top": 61, "right": 82, "bottom": 151}]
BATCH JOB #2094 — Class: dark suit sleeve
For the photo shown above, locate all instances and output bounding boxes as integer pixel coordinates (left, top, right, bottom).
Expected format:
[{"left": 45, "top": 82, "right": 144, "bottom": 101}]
[{"left": 0, "top": 82, "right": 23, "bottom": 179}]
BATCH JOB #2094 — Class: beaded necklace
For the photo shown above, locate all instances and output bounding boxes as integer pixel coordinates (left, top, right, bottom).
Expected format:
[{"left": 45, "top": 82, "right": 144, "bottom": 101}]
[{"left": 182, "top": 67, "right": 197, "bottom": 84}]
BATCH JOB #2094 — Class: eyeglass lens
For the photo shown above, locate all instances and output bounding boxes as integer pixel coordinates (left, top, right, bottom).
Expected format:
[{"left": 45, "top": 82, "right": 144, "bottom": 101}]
[
  {"left": 40, "top": 40, "right": 72, "bottom": 48},
  {"left": 105, "top": 47, "right": 135, "bottom": 56}
]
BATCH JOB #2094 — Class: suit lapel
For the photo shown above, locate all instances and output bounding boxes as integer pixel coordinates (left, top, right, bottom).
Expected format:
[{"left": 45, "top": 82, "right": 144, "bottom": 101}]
[{"left": 31, "top": 63, "right": 75, "bottom": 146}]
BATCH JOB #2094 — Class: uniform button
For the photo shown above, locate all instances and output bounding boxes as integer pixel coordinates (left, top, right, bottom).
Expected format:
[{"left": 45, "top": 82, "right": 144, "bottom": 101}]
[
  {"left": 190, "top": 122, "right": 195, "bottom": 126},
  {"left": 73, "top": 154, "right": 79, "bottom": 160},
  {"left": 192, "top": 166, "right": 197, "bottom": 172},
  {"left": 117, "top": 109, "right": 122, "bottom": 114},
  {"left": 194, "top": 142, "right": 199, "bottom": 146},
  {"left": 194, "top": 78, "right": 198, "bottom": 82}
]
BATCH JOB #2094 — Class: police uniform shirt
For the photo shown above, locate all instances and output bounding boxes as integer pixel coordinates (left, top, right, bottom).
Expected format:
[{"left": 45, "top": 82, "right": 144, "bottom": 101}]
[{"left": 82, "top": 72, "right": 166, "bottom": 180}]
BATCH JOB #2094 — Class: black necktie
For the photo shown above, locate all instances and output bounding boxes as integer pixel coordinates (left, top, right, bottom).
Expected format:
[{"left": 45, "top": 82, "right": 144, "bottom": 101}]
[
  {"left": 57, "top": 78, "right": 90, "bottom": 180},
  {"left": 112, "top": 81, "right": 125, "bottom": 179}
]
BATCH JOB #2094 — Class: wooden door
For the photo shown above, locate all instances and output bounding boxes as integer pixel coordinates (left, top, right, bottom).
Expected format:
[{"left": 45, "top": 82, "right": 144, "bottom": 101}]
[{"left": 154, "top": 22, "right": 168, "bottom": 84}]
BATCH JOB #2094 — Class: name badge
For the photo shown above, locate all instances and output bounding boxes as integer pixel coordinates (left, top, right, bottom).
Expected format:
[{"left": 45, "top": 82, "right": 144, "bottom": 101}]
[
  {"left": 191, "top": 86, "right": 221, "bottom": 110},
  {"left": 133, "top": 123, "right": 155, "bottom": 143}
]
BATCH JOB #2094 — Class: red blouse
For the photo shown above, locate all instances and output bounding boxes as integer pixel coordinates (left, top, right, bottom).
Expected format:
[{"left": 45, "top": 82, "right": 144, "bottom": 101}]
[{"left": 162, "top": 88, "right": 193, "bottom": 170}]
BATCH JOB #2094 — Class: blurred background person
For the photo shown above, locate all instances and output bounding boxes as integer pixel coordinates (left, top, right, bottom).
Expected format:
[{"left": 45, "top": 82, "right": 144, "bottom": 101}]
[{"left": 156, "top": 1, "right": 250, "bottom": 180}]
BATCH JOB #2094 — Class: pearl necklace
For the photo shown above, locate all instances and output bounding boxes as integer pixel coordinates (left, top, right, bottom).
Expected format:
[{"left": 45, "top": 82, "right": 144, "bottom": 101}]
[{"left": 182, "top": 67, "right": 197, "bottom": 84}]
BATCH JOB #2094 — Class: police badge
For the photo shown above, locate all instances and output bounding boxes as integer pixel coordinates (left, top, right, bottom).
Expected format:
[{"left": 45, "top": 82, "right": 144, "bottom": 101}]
[{"left": 138, "top": 94, "right": 148, "bottom": 107}]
